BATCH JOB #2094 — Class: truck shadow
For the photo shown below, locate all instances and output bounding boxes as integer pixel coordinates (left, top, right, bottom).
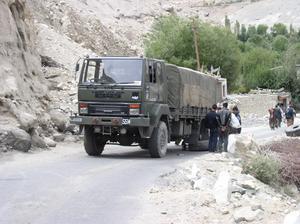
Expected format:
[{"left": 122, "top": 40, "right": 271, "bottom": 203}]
[{"left": 100, "top": 145, "right": 208, "bottom": 160}]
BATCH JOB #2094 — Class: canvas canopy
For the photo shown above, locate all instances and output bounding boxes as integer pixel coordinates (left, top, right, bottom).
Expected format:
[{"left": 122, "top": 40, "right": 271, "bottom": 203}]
[{"left": 165, "top": 64, "right": 223, "bottom": 109}]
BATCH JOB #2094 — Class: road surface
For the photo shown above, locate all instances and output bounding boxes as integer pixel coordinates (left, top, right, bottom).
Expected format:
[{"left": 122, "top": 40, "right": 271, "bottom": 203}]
[
  {"left": 0, "top": 142, "right": 205, "bottom": 224},
  {"left": 0, "top": 123, "right": 288, "bottom": 224}
]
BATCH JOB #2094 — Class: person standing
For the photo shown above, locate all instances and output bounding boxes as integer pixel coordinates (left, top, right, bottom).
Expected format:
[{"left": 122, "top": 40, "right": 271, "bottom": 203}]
[
  {"left": 232, "top": 106, "right": 242, "bottom": 134},
  {"left": 205, "top": 104, "right": 219, "bottom": 152},
  {"left": 286, "top": 102, "right": 296, "bottom": 127},
  {"left": 268, "top": 108, "right": 275, "bottom": 130},
  {"left": 274, "top": 104, "right": 282, "bottom": 128},
  {"left": 217, "top": 102, "right": 231, "bottom": 152}
]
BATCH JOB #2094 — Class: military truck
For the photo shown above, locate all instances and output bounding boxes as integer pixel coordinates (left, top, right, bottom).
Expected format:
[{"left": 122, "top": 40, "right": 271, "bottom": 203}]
[{"left": 70, "top": 56, "right": 227, "bottom": 158}]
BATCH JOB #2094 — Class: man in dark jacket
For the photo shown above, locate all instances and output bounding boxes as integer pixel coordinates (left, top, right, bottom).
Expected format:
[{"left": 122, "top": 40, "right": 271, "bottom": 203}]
[
  {"left": 217, "top": 102, "right": 231, "bottom": 152},
  {"left": 205, "top": 104, "right": 219, "bottom": 152}
]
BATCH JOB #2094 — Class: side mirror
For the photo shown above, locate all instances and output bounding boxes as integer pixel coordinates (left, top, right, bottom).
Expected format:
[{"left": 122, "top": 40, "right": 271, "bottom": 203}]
[{"left": 75, "top": 63, "right": 80, "bottom": 72}]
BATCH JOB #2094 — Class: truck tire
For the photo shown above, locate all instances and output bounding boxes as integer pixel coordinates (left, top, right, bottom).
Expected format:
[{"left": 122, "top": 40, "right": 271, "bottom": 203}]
[
  {"left": 149, "top": 121, "right": 168, "bottom": 158},
  {"left": 84, "top": 126, "right": 105, "bottom": 156},
  {"left": 139, "top": 139, "right": 149, "bottom": 149}
]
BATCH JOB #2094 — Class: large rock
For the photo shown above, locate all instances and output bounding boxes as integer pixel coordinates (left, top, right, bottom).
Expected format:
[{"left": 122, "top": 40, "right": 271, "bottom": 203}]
[
  {"left": 49, "top": 110, "right": 68, "bottom": 132},
  {"left": 17, "top": 112, "right": 38, "bottom": 132},
  {"left": 44, "top": 137, "right": 57, "bottom": 147},
  {"left": 213, "top": 171, "right": 232, "bottom": 205},
  {"left": 31, "top": 132, "right": 47, "bottom": 148},
  {"left": 283, "top": 211, "right": 300, "bottom": 224},
  {"left": 233, "top": 206, "right": 263, "bottom": 223},
  {"left": 228, "top": 134, "right": 259, "bottom": 159},
  {"left": 0, "top": 126, "right": 31, "bottom": 152}
]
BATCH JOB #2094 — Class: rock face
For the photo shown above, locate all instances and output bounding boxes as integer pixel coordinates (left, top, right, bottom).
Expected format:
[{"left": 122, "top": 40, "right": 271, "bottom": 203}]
[{"left": 0, "top": 0, "right": 48, "bottom": 127}]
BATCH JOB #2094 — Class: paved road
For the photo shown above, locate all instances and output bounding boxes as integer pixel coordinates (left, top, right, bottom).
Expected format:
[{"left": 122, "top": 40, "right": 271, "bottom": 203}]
[
  {"left": 0, "top": 121, "right": 289, "bottom": 224},
  {"left": 0, "top": 142, "right": 204, "bottom": 224}
]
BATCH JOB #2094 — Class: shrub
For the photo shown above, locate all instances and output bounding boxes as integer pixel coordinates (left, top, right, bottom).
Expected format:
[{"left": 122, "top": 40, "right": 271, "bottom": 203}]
[{"left": 243, "top": 152, "right": 281, "bottom": 185}]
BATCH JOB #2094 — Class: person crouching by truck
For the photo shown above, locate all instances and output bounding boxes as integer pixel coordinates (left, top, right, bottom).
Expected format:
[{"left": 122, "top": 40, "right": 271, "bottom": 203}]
[
  {"left": 205, "top": 104, "right": 219, "bottom": 152},
  {"left": 217, "top": 102, "right": 231, "bottom": 152}
]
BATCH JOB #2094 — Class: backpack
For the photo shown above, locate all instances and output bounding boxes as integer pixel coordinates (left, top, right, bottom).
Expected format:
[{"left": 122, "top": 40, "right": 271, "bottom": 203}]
[{"left": 285, "top": 108, "right": 294, "bottom": 119}]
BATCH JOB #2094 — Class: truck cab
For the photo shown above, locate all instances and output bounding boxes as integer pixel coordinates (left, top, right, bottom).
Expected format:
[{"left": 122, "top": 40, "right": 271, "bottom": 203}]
[{"left": 71, "top": 56, "right": 170, "bottom": 157}]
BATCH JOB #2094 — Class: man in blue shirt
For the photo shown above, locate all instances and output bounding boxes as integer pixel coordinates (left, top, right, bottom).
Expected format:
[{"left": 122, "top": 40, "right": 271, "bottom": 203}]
[{"left": 205, "top": 104, "right": 219, "bottom": 152}]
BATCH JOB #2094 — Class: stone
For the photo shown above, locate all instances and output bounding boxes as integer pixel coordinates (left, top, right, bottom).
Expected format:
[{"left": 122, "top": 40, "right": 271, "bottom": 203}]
[
  {"left": 213, "top": 171, "right": 232, "bottom": 205},
  {"left": 17, "top": 112, "right": 38, "bottom": 132},
  {"left": 65, "top": 123, "right": 77, "bottom": 134},
  {"left": 231, "top": 183, "right": 246, "bottom": 195},
  {"left": 53, "top": 133, "right": 65, "bottom": 142},
  {"left": 239, "top": 179, "right": 258, "bottom": 191},
  {"left": 0, "top": 126, "right": 31, "bottom": 152},
  {"left": 233, "top": 206, "right": 263, "bottom": 223},
  {"left": 162, "top": 5, "right": 174, "bottom": 12},
  {"left": 31, "top": 132, "right": 47, "bottom": 148},
  {"left": 193, "top": 176, "right": 215, "bottom": 190},
  {"left": 283, "top": 210, "right": 300, "bottom": 224},
  {"left": 64, "top": 135, "right": 78, "bottom": 142},
  {"left": 49, "top": 110, "right": 68, "bottom": 132},
  {"left": 44, "top": 137, "right": 57, "bottom": 147}
]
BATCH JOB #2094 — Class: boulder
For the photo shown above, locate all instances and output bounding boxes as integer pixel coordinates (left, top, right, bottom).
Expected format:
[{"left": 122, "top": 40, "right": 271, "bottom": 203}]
[
  {"left": 53, "top": 133, "right": 65, "bottom": 142},
  {"left": 233, "top": 206, "right": 263, "bottom": 223},
  {"left": 162, "top": 5, "right": 174, "bottom": 12},
  {"left": 283, "top": 211, "right": 300, "bottom": 224},
  {"left": 213, "top": 171, "right": 232, "bottom": 205},
  {"left": 17, "top": 112, "right": 38, "bottom": 132},
  {"left": 65, "top": 123, "right": 77, "bottom": 134},
  {"left": 0, "top": 126, "right": 31, "bottom": 152},
  {"left": 31, "top": 132, "right": 47, "bottom": 148},
  {"left": 44, "top": 137, "right": 57, "bottom": 147},
  {"left": 49, "top": 110, "right": 68, "bottom": 132}
]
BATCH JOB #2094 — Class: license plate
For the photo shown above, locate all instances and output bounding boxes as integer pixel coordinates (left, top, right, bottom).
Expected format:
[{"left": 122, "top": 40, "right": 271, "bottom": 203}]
[
  {"left": 122, "top": 119, "right": 130, "bottom": 125},
  {"left": 72, "top": 117, "right": 82, "bottom": 123}
]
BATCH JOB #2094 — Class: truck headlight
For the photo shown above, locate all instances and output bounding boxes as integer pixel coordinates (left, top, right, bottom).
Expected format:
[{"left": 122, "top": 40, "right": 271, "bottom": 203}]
[
  {"left": 129, "top": 104, "right": 140, "bottom": 115},
  {"left": 79, "top": 103, "right": 88, "bottom": 114}
]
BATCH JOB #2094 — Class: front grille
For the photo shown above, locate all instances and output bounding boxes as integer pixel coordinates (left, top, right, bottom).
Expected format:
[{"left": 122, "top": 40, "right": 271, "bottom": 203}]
[{"left": 88, "top": 104, "right": 129, "bottom": 116}]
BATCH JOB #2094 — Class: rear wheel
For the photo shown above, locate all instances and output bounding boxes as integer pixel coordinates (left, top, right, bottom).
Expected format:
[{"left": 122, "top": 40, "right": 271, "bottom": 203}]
[
  {"left": 149, "top": 121, "right": 168, "bottom": 158},
  {"left": 84, "top": 126, "right": 105, "bottom": 156}
]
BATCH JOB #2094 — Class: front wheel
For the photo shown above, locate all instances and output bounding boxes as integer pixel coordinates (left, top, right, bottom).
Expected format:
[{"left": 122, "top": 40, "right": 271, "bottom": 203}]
[
  {"left": 149, "top": 121, "right": 168, "bottom": 158},
  {"left": 84, "top": 126, "right": 105, "bottom": 156}
]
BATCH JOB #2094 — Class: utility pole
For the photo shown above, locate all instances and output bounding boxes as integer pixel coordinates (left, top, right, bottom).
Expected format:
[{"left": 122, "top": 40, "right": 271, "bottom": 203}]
[{"left": 192, "top": 18, "right": 201, "bottom": 71}]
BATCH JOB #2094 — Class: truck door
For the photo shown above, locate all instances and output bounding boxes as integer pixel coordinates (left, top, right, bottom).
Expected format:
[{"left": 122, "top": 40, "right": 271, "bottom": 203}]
[{"left": 146, "top": 60, "right": 163, "bottom": 102}]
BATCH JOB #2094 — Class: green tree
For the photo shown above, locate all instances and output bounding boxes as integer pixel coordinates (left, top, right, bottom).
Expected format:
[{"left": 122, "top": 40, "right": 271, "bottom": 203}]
[
  {"left": 271, "top": 23, "right": 288, "bottom": 37},
  {"left": 247, "top": 25, "right": 257, "bottom": 38},
  {"left": 239, "top": 24, "right": 248, "bottom": 42},
  {"left": 144, "top": 15, "right": 241, "bottom": 90},
  {"left": 242, "top": 47, "right": 280, "bottom": 89},
  {"left": 144, "top": 15, "right": 195, "bottom": 68},
  {"left": 283, "top": 43, "right": 300, "bottom": 103},
  {"left": 248, "top": 34, "right": 270, "bottom": 49},
  {"left": 234, "top": 20, "right": 240, "bottom": 36},
  {"left": 272, "top": 35, "right": 288, "bottom": 52},
  {"left": 257, "top": 24, "right": 268, "bottom": 36},
  {"left": 225, "top": 15, "right": 231, "bottom": 30}
]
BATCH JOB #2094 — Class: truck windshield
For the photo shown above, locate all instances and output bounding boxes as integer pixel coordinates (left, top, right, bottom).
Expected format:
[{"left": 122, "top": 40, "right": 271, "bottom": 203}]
[{"left": 82, "top": 59, "right": 143, "bottom": 86}]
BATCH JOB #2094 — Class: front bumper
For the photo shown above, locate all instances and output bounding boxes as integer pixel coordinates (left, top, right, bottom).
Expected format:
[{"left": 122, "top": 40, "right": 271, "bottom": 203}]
[{"left": 70, "top": 115, "right": 150, "bottom": 127}]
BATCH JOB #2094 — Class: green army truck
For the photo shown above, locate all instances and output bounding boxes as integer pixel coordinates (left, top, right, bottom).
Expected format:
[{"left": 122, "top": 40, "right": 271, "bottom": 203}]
[{"left": 70, "top": 56, "right": 227, "bottom": 158}]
